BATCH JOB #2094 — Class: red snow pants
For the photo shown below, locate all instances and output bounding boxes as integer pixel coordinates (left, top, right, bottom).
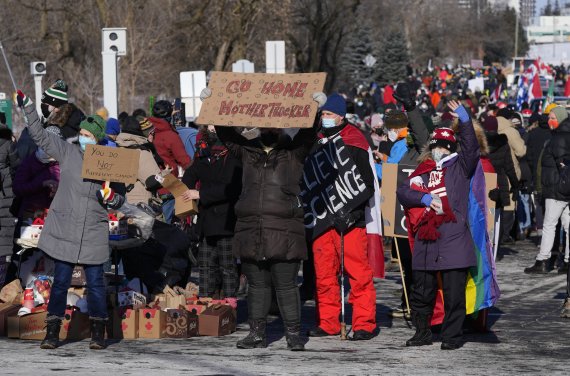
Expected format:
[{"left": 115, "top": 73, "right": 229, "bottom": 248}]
[{"left": 313, "top": 227, "right": 377, "bottom": 334}]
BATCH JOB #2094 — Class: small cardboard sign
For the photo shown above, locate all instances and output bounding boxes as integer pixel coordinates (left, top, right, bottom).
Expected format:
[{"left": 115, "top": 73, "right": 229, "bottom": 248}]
[
  {"left": 161, "top": 174, "right": 199, "bottom": 217},
  {"left": 381, "top": 163, "right": 417, "bottom": 238},
  {"left": 81, "top": 144, "right": 140, "bottom": 184},
  {"left": 197, "top": 72, "right": 326, "bottom": 128}
]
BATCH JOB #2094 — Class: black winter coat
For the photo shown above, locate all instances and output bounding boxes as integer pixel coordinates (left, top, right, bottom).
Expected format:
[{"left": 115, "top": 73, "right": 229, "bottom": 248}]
[
  {"left": 216, "top": 126, "right": 314, "bottom": 262},
  {"left": 541, "top": 118, "right": 570, "bottom": 201},
  {"left": 526, "top": 123, "right": 551, "bottom": 193},
  {"left": 486, "top": 132, "right": 518, "bottom": 208},
  {"left": 182, "top": 150, "right": 242, "bottom": 238}
]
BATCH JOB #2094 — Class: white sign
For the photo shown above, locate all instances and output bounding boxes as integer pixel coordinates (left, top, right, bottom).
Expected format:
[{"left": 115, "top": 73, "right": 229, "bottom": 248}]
[
  {"left": 180, "top": 71, "right": 207, "bottom": 121},
  {"left": 232, "top": 59, "right": 255, "bottom": 73},
  {"left": 266, "top": 41, "right": 286, "bottom": 74},
  {"left": 468, "top": 77, "right": 485, "bottom": 93}
]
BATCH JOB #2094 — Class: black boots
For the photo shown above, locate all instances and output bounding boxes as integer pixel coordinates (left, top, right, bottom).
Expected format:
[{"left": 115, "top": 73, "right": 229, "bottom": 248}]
[
  {"left": 236, "top": 320, "right": 267, "bottom": 349},
  {"left": 40, "top": 317, "right": 61, "bottom": 349},
  {"left": 524, "top": 260, "right": 552, "bottom": 274},
  {"left": 89, "top": 319, "right": 107, "bottom": 350},
  {"left": 406, "top": 313, "right": 432, "bottom": 347},
  {"left": 284, "top": 323, "right": 305, "bottom": 351}
]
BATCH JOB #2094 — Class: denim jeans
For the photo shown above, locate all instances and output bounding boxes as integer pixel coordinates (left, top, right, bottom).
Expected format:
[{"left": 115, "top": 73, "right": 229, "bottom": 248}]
[
  {"left": 517, "top": 193, "right": 531, "bottom": 232},
  {"left": 162, "top": 198, "right": 175, "bottom": 224},
  {"left": 47, "top": 260, "right": 108, "bottom": 319}
]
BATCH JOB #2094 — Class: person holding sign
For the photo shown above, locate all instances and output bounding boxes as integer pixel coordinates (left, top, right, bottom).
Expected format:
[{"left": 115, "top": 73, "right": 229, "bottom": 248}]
[
  {"left": 396, "top": 100, "right": 480, "bottom": 350},
  {"left": 200, "top": 87, "right": 325, "bottom": 351},
  {"left": 17, "top": 91, "right": 125, "bottom": 351},
  {"left": 305, "top": 94, "right": 380, "bottom": 341}
]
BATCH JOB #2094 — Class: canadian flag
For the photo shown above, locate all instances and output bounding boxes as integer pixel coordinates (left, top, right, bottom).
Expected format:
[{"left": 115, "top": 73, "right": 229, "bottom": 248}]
[{"left": 527, "top": 63, "right": 542, "bottom": 103}]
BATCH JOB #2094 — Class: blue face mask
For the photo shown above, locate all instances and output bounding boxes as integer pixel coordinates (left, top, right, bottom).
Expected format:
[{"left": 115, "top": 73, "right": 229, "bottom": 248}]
[
  {"left": 78, "top": 135, "right": 97, "bottom": 151},
  {"left": 321, "top": 118, "right": 337, "bottom": 129}
]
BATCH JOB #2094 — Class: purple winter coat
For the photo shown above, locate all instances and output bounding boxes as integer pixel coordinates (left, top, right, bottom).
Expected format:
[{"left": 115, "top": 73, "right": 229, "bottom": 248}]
[
  {"left": 396, "top": 119, "right": 480, "bottom": 271},
  {"left": 12, "top": 153, "right": 60, "bottom": 219}
]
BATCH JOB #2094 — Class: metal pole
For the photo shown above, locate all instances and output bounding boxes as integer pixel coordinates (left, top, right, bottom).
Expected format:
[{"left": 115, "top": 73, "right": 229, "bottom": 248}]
[
  {"left": 102, "top": 50, "right": 118, "bottom": 118},
  {"left": 340, "top": 231, "right": 347, "bottom": 340},
  {"left": 33, "top": 75, "right": 43, "bottom": 117},
  {"left": 0, "top": 41, "right": 18, "bottom": 92},
  {"left": 394, "top": 238, "right": 411, "bottom": 317}
]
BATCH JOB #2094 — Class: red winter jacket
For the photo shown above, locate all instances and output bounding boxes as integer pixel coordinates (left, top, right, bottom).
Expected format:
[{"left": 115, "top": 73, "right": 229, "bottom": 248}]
[{"left": 149, "top": 117, "right": 191, "bottom": 176}]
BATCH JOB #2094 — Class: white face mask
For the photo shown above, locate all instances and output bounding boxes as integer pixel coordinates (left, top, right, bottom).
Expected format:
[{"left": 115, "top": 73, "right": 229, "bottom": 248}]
[
  {"left": 431, "top": 149, "right": 449, "bottom": 163},
  {"left": 321, "top": 118, "right": 337, "bottom": 129},
  {"left": 387, "top": 129, "right": 399, "bottom": 142}
]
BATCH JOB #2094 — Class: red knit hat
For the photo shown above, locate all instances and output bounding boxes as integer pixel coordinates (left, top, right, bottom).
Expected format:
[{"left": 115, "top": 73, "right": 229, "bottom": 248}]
[{"left": 429, "top": 127, "right": 457, "bottom": 152}]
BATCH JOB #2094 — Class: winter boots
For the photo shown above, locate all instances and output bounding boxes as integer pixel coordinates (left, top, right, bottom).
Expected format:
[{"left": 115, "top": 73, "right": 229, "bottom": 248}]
[
  {"left": 284, "top": 323, "right": 305, "bottom": 351},
  {"left": 405, "top": 313, "right": 432, "bottom": 347},
  {"left": 89, "top": 319, "right": 107, "bottom": 350},
  {"left": 236, "top": 319, "right": 267, "bottom": 349},
  {"left": 524, "top": 260, "right": 552, "bottom": 274},
  {"left": 40, "top": 317, "right": 62, "bottom": 349}
]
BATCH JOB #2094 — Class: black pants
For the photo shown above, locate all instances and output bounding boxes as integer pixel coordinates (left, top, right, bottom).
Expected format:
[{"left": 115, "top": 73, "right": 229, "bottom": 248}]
[
  {"left": 198, "top": 236, "right": 237, "bottom": 297},
  {"left": 241, "top": 259, "right": 301, "bottom": 326},
  {"left": 500, "top": 210, "right": 516, "bottom": 242},
  {"left": 411, "top": 268, "right": 468, "bottom": 344}
]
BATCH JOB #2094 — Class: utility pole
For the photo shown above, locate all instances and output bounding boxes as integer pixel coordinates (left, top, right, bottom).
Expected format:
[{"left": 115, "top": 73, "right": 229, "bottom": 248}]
[{"left": 514, "top": 9, "right": 519, "bottom": 58}]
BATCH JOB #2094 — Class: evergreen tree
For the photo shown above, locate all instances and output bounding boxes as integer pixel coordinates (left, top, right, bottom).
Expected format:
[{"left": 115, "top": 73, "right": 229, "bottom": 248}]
[
  {"left": 375, "top": 31, "right": 409, "bottom": 85},
  {"left": 543, "top": 0, "right": 553, "bottom": 16},
  {"left": 554, "top": 0, "right": 561, "bottom": 16},
  {"left": 338, "top": 24, "right": 378, "bottom": 86}
]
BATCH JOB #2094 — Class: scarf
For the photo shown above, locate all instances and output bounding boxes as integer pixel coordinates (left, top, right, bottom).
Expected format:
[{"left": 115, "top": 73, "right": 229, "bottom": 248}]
[{"left": 408, "top": 158, "right": 456, "bottom": 241}]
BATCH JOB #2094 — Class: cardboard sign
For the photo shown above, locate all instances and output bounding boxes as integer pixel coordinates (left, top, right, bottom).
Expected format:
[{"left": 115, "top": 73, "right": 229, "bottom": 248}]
[
  {"left": 0, "top": 303, "right": 20, "bottom": 336},
  {"left": 197, "top": 72, "right": 326, "bottom": 128},
  {"left": 161, "top": 174, "right": 199, "bottom": 217},
  {"left": 300, "top": 135, "right": 371, "bottom": 240},
  {"left": 381, "top": 163, "right": 421, "bottom": 238},
  {"left": 81, "top": 144, "right": 140, "bottom": 184}
]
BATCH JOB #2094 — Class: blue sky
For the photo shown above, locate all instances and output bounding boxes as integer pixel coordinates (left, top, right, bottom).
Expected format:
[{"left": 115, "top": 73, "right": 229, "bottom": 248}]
[{"left": 536, "top": 0, "right": 568, "bottom": 15}]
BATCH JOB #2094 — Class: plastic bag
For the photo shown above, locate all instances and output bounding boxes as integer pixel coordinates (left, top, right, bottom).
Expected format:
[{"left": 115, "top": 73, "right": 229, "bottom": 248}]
[{"left": 110, "top": 202, "right": 155, "bottom": 248}]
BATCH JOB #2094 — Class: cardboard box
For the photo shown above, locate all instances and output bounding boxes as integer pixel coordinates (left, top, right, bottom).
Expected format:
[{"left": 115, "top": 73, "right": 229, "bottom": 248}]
[
  {"left": 19, "top": 311, "right": 48, "bottom": 340},
  {"left": 0, "top": 303, "right": 20, "bottom": 336},
  {"left": 185, "top": 304, "right": 207, "bottom": 315},
  {"left": 7, "top": 316, "right": 19, "bottom": 338},
  {"left": 163, "top": 285, "right": 186, "bottom": 309},
  {"left": 71, "top": 266, "right": 87, "bottom": 287},
  {"left": 198, "top": 305, "right": 236, "bottom": 336},
  {"left": 118, "top": 290, "right": 146, "bottom": 309},
  {"left": 109, "top": 214, "right": 128, "bottom": 241},
  {"left": 60, "top": 308, "right": 90, "bottom": 340},
  {"left": 165, "top": 309, "right": 192, "bottom": 338},
  {"left": 110, "top": 308, "right": 138, "bottom": 339},
  {"left": 138, "top": 309, "right": 166, "bottom": 339},
  {"left": 0, "top": 280, "right": 23, "bottom": 303}
]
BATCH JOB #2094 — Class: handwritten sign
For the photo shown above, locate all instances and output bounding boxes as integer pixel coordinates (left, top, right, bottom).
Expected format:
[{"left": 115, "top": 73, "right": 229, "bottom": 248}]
[
  {"left": 300, "top": 135, "right": 370, "bottom": 240},
  {"left": 162, "top": 174, "right": 199, "bottom": 217},
  {"left": 81, "top": 145, "right": 140, "bottom": 184},
  {"left": 197, "top": 72, "right": 327, "bottom": 129}
]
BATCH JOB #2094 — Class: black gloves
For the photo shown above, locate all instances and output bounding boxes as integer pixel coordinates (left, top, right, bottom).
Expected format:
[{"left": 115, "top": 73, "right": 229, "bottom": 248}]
[
  {"left": 332, "top": 208, "right": 356, "bottom": 233},
  {"left": 393, "top": 82, "right": 416, "bottom": 112},
  {"left": 488, "top": 188, "right": 501, "bottom": 205}
]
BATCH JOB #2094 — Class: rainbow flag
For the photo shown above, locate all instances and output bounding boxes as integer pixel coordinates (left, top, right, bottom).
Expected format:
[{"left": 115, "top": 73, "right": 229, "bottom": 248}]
[{"left": 465, "top": 162, "right": 500, "bottom": 314}]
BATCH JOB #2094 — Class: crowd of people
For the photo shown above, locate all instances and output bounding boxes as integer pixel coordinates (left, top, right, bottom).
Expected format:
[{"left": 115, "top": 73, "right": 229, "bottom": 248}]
[{"left": 0, "top": 63, "right": 569, "bottom": 352}]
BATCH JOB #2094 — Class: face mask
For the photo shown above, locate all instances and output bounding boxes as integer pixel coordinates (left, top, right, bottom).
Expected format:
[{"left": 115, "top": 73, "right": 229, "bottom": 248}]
[
  {"left": 431, "top": 149, "right": 449, "bottom": 163},
  {"left": 78, "top": 135, "right": 97, "bottom": 151},
  {"left": 41, "top": 103, "right": 52, "bottom": 119},
  {"left": 321, "top": 118, "right": 337, "bottom": 129},
  {"left": 35, "top": 148, "right": 53, "bottom": 163},
  {"left": 387, "top": 129, "right": 399, "bottom": 142},
  {"left": 548, "top": 119, "right": 559, "bottom": 129}
]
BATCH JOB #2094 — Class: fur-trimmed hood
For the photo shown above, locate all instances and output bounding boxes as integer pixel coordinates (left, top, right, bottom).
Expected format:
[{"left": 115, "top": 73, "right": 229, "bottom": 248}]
[{"left": 417, "top": 119, "right": 488, "bottom": 163}]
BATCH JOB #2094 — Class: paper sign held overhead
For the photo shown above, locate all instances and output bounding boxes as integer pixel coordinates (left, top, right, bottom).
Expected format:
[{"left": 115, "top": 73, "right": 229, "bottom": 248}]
[
  {"left": 81, "top": 145, "right": 140, "bottom": 184},
  {"left": 197, "top": 72, "right": 326, "bottom": 129}
]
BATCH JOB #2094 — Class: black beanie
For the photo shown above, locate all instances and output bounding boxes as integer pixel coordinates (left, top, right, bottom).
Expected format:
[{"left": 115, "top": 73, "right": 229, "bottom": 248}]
[{"left": 121, "top": 116, "right": 144, "bottom": 137}]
